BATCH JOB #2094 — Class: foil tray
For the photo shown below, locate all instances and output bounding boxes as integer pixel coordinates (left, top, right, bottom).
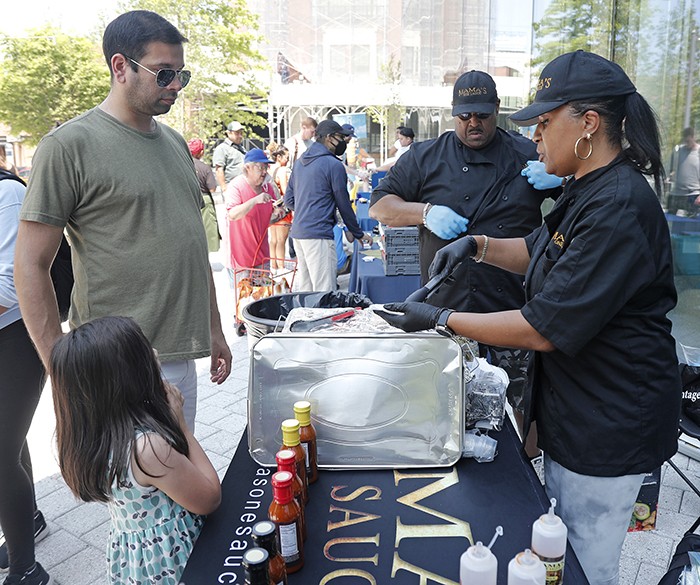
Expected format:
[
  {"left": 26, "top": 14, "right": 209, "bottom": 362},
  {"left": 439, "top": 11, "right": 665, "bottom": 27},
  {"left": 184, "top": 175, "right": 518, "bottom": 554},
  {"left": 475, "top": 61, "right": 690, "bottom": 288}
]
[{"left": 247, "top": 333, "right": 463, "bottom": 469}]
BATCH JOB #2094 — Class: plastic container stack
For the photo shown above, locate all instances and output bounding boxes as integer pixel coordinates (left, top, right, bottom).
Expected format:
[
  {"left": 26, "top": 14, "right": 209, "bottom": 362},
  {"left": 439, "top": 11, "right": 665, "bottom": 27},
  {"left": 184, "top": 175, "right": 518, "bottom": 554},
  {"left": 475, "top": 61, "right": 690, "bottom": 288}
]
[{"left": 379, "top": 224, "right": 420, "bottom": 276}]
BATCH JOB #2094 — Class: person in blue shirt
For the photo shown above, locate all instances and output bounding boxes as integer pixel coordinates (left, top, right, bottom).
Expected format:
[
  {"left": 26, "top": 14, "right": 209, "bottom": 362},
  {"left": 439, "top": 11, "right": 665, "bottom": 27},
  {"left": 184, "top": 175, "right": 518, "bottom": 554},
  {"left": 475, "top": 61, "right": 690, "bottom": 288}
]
[{"left": 284, "top": 120, "right": 372, "bottom": 291}]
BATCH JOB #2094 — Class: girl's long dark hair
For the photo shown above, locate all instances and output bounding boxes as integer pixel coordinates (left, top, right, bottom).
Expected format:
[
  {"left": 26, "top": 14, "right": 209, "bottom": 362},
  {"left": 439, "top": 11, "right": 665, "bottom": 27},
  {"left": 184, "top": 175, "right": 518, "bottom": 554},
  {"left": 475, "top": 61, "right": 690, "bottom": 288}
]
[
  {"left": 49, "top": 316, "right": 189, "bottom": 503},
  {"left": 568, "top": 92, "right": 665, "bottom": 197}
]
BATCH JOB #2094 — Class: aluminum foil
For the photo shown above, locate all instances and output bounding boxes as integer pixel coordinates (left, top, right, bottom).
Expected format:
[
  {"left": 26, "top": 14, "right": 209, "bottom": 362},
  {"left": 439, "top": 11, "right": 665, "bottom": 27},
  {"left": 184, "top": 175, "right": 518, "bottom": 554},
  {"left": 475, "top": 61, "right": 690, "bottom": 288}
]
[{"left": 247, "top": 332, "right": 463, "bottom": 469}]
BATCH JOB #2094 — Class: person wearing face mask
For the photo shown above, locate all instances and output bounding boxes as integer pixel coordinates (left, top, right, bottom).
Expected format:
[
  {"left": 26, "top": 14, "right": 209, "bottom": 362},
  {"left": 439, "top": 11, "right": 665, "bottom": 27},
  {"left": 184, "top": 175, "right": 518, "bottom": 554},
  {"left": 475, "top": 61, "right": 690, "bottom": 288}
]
[{"left": 284, "top": 120, "right": 373, "bottom": 292}]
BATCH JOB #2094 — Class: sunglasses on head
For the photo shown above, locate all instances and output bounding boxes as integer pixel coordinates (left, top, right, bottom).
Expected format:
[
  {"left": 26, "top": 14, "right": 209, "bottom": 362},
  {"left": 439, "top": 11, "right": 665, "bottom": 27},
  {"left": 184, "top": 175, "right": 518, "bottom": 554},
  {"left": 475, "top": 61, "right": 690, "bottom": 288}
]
[
  {"left": 457, "top": 112, "right": 492, "bottom": 121},
  {"left": 128, "top": 57, "right": 191, "bottom": 88}
]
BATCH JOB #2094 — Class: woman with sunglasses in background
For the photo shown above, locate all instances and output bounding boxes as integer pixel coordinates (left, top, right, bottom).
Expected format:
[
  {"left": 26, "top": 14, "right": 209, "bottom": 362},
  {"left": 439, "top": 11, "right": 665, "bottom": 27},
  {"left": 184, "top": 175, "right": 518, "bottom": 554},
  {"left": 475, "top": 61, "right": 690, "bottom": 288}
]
[{"left": 377, "top": 51, "right": 680, "bottom": 585}]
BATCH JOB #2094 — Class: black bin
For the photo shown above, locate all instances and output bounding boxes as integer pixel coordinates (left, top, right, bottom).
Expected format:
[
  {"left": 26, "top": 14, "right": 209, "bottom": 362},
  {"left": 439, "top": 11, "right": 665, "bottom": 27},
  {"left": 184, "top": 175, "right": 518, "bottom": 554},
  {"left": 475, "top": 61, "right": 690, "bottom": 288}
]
[{"left": 242, "top": 291, "right": 372, "bottom": 348}]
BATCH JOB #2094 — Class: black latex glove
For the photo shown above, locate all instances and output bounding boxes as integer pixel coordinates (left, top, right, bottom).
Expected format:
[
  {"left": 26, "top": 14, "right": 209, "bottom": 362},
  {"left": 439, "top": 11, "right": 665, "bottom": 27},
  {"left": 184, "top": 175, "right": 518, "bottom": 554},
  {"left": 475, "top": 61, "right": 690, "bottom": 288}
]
[
  {"left": 374, "top": 302, "right": 447, "bottom": 333},
  {"left": 428, "top": 235, "right": 477, "bottom": 279}
]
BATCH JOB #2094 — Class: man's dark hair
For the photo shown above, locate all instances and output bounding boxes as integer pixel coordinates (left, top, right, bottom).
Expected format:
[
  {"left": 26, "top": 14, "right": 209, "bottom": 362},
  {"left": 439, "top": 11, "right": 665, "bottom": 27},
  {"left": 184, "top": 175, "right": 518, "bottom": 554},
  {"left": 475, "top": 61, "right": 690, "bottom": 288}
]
[
  {"left": 683, "top": 127, "right": 695, "bottom": 140},
  {"left": 102, "top": 10, "right": 188, "bottom": 73}
]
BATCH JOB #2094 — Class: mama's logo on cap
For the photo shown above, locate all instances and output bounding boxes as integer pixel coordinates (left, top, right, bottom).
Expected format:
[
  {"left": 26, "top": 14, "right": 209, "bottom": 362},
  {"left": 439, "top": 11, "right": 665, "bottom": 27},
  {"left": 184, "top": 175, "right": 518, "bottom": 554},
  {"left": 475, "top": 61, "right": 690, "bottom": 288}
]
[
  {"left": 451, "top": 70, "right": 498, "bottom": 117},
  {"left": 510, "top": 50, "right": 636, "bottom": 125}
]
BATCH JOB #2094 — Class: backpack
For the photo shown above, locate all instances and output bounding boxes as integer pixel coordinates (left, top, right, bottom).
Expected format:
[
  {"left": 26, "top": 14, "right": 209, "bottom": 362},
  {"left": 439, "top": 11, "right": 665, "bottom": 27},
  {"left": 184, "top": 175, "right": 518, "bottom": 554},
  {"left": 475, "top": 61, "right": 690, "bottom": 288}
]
[{"left": 0, "top": 169, "right": 73, "bottom": 321}]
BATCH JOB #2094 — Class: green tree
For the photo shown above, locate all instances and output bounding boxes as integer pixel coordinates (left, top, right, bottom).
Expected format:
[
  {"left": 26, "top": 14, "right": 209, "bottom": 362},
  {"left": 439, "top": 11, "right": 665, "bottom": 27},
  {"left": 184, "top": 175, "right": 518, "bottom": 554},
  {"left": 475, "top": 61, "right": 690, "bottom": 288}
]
[
  {"left": 366, "top": 54, "right": 403, "bottom": 158},
  {"left": 124, "top": 0, "right": 267, "bottom": 140},
  {"left": 0, "top": 28, "right": 110, "bottom": 145}
]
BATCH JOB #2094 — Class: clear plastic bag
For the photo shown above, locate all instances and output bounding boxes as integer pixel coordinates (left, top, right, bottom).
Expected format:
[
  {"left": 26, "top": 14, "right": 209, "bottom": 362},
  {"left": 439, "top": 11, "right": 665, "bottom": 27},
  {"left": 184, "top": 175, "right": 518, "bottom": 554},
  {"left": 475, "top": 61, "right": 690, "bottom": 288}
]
[
  {"left": 464, "top": 356, "right": 509, "bottom": 431},
  {"left": 681, "top": 552, "right": 700, "bottom": 585}
]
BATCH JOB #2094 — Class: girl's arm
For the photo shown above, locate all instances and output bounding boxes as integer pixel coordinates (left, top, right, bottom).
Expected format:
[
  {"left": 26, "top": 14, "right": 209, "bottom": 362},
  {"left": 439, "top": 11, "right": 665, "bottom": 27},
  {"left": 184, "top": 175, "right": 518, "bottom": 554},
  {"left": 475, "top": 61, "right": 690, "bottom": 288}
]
[{"left": 132, "top": 385, "right": 221, "bottom": 515}]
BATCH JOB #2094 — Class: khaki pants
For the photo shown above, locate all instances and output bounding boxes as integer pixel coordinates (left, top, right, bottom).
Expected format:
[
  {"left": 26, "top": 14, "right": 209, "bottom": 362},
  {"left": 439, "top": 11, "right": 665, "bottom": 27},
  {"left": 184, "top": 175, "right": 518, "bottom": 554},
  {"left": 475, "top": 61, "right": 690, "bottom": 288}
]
[{"left": 293, "top": 238, "right": 337, "bottom": 292}]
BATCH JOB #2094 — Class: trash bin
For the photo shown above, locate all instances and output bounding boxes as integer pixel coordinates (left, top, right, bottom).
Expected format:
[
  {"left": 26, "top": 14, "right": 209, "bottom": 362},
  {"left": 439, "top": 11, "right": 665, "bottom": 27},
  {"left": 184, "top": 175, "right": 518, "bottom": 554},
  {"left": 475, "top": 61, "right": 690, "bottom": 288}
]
[{"left": 242, "top": 290, "right": 372, "bottom": 349}]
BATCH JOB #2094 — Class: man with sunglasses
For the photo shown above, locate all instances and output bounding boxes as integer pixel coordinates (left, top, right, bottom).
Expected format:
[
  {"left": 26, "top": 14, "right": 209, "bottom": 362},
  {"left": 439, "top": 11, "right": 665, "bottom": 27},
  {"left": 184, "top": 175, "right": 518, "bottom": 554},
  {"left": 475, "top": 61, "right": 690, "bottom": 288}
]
[
  {"left": 15, "top": 11, "right": 231, "bottom": 439},
  {"left": 284, "top": 120, "right": 373, "bottom": 292},
  {"left": 370, "top": 70, "right": 560, "bottom": 457}
]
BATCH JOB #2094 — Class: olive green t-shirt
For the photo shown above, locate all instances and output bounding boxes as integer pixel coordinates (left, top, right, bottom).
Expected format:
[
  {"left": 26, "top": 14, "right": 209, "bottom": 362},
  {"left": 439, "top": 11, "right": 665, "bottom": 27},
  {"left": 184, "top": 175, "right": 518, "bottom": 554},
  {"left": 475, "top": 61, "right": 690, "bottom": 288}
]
[{"left": 21, "top": 107, "right": 211, "bottom": 362}]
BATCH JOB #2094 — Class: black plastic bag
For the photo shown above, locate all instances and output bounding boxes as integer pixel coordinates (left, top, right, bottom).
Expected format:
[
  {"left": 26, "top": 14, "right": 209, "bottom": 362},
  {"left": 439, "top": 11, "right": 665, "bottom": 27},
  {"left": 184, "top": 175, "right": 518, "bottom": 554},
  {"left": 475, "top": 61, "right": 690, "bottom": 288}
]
[{"left": 681, "top": 364, "right": 700, "bottom": 426}]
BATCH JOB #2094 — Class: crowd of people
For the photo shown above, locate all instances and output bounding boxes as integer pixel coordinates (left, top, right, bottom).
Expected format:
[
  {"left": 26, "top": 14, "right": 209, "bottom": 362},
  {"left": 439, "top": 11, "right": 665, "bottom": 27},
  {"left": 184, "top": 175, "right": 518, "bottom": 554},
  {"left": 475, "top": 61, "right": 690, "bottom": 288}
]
[{"left": 0, "top": 8, "right": 684, "bottom": 585}]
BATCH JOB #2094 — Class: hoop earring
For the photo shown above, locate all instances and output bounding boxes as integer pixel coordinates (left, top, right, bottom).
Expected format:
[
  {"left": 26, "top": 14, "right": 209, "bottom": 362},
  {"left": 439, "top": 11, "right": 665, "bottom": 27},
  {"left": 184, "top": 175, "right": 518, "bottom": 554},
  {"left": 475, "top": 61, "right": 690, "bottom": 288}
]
[{"left": 574, "top": 133, "right": 593, "bottom": 160}]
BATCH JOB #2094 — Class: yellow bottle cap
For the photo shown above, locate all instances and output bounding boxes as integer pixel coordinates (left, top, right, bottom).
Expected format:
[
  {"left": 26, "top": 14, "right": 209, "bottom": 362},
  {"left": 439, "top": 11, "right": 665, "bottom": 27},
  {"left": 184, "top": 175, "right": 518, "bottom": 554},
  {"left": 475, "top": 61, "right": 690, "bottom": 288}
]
[
  {"left": 293, "top": 401, "right": 311, "bottom": 426},
  {"left": 281, "top": 419, "right": 301, "bottom": 446}
]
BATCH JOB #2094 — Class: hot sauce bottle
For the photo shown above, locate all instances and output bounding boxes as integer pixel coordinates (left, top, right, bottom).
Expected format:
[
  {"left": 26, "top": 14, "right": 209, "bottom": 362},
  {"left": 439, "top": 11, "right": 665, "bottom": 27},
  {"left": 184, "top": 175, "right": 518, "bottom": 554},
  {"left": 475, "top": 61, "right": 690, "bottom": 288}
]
[
  {"left": 268, "top": 471, "right": 304, "bottom": 574},
  {"left": 252, "top": 520, "right": 288, "bottom": 585},
  {"left": 293, "top": 400, "right": 318, "bottom": 484},
  {"left": 242, "top": 547, "right": 273, "bottom": 585},
  {"left": 280, "top": 419, "right": 308, "bottom": 503},
  {"left": 276, "top": 449, "right": 307, "bottom": 541}
]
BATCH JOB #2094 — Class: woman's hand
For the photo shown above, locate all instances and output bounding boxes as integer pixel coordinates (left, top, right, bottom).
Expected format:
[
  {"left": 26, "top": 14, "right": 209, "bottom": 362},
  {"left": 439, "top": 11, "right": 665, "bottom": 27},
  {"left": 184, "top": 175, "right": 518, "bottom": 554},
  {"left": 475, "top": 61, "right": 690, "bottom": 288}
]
[
  {"left": 256, "top": 192, "right": 272, "bottom": 204},
  {"left": 429, "top": 236, "right": 477, "bottom": 279},
  {"left": 374, "top": 301, "right": 449, "bottom": 332}
]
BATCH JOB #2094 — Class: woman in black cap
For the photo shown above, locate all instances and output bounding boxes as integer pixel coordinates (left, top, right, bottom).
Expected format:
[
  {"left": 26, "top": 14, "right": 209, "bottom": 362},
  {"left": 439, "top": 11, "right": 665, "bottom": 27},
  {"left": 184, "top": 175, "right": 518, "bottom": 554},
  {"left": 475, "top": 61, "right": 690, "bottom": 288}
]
[{"left": 376, "top": 50, "right": 680, "bottom": 585}]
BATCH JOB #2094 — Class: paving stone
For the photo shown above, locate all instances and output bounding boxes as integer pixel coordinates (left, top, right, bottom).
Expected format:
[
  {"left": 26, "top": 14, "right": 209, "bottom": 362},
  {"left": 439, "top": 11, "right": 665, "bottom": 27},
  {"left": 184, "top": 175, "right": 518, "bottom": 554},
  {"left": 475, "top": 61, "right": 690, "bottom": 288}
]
[
  {"left": 210, "top": 411, "right": 247, "bottom": 436},
  {"left": 658, "top": 484, "right": 684, "bottom": 513},
  {"left": 681, "top": 489, "right": 700, "bottom": 517},
  {"left": 198, "top": 428, "right": 240, "bottom": 458},
  {"left": 48, "top": 541, "right": 107, "bottom": 585},
  {"left": 36, "top": 484, "right": 84, "bottom": 518},
  {"left": 621, "top": 530, "right": 674, "bottom": 566},
  {"left": 54, "top": 500, "right": 109, "bottom": 537},
  {"left": 196, "top": 402, "right": 231, "bottom": 426},
  {"left": 634, "top": 561, "right": 671, "bottom": 584},
  {"left": 35, "top": 528, "right": 89, "bottom": 572},
  {"left": 619, "top": 554, "right": 640, "bottom": 585}
]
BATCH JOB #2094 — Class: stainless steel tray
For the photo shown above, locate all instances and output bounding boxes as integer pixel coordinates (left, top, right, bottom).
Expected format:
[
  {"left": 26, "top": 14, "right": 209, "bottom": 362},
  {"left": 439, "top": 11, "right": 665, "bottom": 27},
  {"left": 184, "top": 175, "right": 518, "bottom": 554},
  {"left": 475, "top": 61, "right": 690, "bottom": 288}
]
[{"left": 247, "top": 333, "right": 463, "bottom": 469}]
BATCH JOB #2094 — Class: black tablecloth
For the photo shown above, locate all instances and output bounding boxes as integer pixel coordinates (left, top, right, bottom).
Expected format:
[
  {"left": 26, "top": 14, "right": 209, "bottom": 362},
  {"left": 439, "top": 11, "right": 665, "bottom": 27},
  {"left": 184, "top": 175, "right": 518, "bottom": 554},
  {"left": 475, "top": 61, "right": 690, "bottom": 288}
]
[{"left": 182, "top": 418, "right": 588, "bottom": 584}]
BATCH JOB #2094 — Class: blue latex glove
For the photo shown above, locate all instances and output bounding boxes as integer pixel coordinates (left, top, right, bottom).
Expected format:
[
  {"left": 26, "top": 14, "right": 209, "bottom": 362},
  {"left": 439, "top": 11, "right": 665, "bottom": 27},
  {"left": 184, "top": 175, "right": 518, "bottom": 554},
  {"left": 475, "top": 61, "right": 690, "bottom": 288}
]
[
  {"left": 424, "top": 205, "right": 469, "bottom": 240},
  {"left": 521, "top": 160, "right": 564, "bottom": 190}
]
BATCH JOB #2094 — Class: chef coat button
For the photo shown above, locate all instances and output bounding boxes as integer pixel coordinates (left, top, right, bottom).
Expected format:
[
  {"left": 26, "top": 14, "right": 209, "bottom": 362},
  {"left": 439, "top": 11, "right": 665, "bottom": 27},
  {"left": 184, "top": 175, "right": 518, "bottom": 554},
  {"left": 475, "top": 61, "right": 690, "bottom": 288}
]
[
  {"left": 464, "top": 195, "right": 470, "bottom": 200},
  {"left": 497, "top": 223, "right": 503, "bottom": 229},
  {"left": 503, "top": 195, "right": 509, "bottom": 201},
  {"left": 463, "top": 166, "right": 469, "bottom": 172},
  {"left": 471, "top": 286, "right": 477, "bottom": 292},
  {"left": 497, "top": 287, "right": 503, "bottom": 293}
]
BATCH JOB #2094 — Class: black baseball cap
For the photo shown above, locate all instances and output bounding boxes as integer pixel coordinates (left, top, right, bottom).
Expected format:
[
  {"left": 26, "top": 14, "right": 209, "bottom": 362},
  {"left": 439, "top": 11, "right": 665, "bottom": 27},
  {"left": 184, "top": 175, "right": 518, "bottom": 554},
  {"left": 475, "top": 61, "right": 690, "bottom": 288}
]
[
  {"left": 316, "top": 119, "right": 352, "bottom": 137},
  {"left": 399, "top": 127, "right": 415, "bottom": 139},
  {"left": 510, "top": 50, "right": 637, "bottom": 126},
  {"left": 451, "top": 70, "right": 498, "bottom": 116}
]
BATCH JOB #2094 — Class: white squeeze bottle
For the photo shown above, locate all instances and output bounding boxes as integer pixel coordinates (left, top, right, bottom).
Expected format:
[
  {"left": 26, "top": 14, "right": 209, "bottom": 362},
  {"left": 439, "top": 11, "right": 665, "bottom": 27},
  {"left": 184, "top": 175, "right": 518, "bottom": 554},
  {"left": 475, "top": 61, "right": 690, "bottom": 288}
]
[
  {"left": 531, "top": 498, "right": 567, "bottom": 585},
  {"left": 459, "top": 526, "right": 502, "bottom": 585},
  {"left": 507, "top": 548, "right": 546, "bottom": 585}
]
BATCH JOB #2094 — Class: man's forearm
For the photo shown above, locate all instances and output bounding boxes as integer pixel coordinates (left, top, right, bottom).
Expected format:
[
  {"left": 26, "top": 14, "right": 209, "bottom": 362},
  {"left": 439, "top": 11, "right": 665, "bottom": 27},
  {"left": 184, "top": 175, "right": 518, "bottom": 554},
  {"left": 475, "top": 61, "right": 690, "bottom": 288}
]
[
  {"left": 215, "top": 167, "right": 226, "bottom": 192},
  {"left": 15, "top": 257, "right": 63, "bottom": 367},
  {"left": 369, "top": 194, "right": 425, "bottom": 227},
  {"left": 15, "top": 221, "right": 66, "bottom": 367}
]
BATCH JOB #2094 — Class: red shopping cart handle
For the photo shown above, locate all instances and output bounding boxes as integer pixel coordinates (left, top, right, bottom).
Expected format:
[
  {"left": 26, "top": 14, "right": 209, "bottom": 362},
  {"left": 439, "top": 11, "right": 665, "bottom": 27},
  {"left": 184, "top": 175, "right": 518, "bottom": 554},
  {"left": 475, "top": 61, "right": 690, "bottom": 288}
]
[{"left": 289, "top": 309, "right": 358, "bottom": 332}]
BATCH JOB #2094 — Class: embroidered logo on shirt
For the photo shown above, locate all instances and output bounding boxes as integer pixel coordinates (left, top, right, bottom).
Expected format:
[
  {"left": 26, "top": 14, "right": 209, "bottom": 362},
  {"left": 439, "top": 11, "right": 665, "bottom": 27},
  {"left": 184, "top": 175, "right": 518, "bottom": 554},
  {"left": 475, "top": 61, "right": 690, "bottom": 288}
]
[{"left": 552, "top": 231, "right": 565, "bottom": 248}]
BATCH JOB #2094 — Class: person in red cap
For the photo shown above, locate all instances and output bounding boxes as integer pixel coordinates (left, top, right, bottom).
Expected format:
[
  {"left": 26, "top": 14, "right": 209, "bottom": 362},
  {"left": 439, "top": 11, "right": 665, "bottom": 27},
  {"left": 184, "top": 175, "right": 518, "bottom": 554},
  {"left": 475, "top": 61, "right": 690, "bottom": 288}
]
[
  {"left": 188, "top": 138, "right": 220, "bottom": 253},
  {"left": 225, "top": 148, "right": 288, "bottom": 335}
]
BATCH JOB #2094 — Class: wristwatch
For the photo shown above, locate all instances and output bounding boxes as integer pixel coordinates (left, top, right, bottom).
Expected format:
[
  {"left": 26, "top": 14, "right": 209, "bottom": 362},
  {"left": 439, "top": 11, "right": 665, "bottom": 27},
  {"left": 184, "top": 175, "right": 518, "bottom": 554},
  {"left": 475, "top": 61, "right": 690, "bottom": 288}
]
[{"left": 435, "top": 309, "right": 455, "bottom": 337}]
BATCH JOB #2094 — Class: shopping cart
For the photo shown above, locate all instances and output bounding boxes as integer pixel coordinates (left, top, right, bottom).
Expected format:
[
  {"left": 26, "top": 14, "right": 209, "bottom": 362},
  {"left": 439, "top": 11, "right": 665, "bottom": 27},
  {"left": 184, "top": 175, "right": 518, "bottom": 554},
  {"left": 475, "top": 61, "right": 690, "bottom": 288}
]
[{"left": 233, "top": 256, "right": 296, "bottom": 336}]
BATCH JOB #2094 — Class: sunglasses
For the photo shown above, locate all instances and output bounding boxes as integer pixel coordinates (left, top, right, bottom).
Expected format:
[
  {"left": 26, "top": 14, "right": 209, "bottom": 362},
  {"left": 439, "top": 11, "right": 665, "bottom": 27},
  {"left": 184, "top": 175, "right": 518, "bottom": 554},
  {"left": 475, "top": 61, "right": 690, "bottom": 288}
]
[
  {"left": 457, "top": 112, "right": 492, "bottom": 121},
  {"left": 128, "top": 58, "right": 191, "bottom": 88}
]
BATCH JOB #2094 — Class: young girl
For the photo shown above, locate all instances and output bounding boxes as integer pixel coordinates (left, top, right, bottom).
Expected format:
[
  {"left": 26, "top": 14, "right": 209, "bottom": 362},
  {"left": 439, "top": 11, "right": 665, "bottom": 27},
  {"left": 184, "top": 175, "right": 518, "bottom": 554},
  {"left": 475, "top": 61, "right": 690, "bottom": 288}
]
[{"left": 49, "top": 316, "right": 221, "bottom": 585}]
